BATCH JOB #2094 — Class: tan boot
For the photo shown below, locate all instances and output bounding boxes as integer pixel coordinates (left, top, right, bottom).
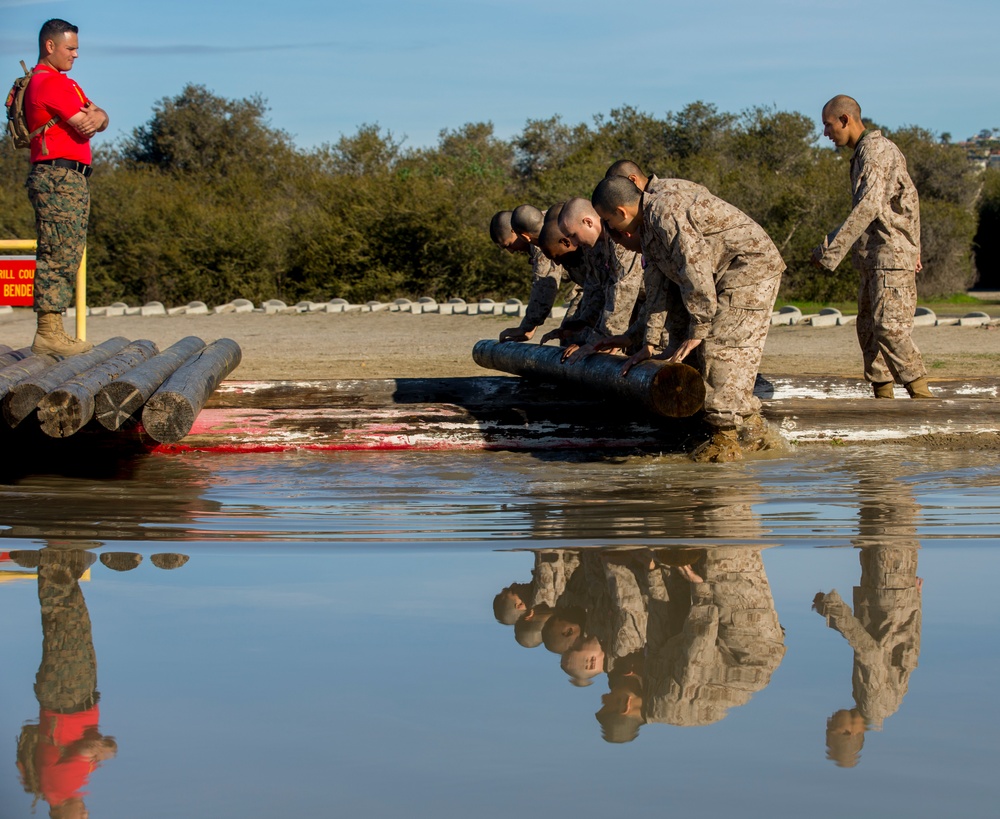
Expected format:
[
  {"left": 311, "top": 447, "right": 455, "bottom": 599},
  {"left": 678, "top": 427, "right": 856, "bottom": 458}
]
[
  {"left": 872, "top": 381, "right": 895, "bottom": 399},
  {"left": 690, "top": 428, "right": 743, "bottom": 463},
  {"left": 31, "top": 311, "right": 93, "bottom": 356},
  {"left": 904, "top": 376, "right": 935, "bottom": 399}
]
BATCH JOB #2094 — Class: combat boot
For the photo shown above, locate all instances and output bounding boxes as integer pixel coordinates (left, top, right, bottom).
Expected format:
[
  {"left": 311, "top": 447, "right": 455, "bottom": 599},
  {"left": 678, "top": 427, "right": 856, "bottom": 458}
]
[
  {"left": 31, "top": 311, "right": 93, "bottom": 356},
  {"left": 872, "top": 381, "right": 895, "bottom": 399},
  {"left": 738, "top": 412, "right": 780, "bottom": 453},
  {"left": 690, "top": 428, "right": 743, "bottom": 463},
  {"left": 904, "top": 377, "right": 935, "bottom": 399}
]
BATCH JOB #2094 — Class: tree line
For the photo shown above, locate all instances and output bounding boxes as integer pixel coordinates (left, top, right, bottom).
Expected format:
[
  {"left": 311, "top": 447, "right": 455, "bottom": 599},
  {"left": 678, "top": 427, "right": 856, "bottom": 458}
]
[{"left": 1, "top": 84, "right": 996, "bottom": 307}]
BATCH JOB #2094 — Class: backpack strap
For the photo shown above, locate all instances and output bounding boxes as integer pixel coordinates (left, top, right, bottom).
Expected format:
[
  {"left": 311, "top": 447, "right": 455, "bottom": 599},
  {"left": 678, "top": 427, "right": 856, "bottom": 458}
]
[{"left": 20, "top": 60, "right": 61, "bottom": 156}]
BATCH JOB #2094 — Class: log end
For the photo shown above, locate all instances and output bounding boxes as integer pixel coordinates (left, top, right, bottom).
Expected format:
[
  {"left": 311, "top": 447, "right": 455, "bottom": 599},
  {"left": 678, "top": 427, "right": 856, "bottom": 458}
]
[{"left": 649, "top": 362, "right": 706, "bottom": 418}]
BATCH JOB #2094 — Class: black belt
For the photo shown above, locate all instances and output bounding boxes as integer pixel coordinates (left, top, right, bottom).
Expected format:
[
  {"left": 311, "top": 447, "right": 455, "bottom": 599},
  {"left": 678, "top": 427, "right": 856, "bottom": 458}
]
[{"left": 33, "top": 158, "right": 92, "bottom": 177}]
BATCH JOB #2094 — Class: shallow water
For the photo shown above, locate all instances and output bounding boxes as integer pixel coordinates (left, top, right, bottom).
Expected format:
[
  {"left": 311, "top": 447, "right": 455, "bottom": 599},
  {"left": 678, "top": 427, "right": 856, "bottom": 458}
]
[{"left": 1, "top": 447, "right": 999, "bottom": 818}]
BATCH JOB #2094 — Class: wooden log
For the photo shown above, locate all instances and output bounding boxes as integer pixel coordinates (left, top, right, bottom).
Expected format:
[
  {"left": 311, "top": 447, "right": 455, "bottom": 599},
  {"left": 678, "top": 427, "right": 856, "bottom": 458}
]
[
  {"left": 94, "top": 336, "right": 205, "bottom": 430},
  {"left": 36, "top": 340, "right": 159, "bottom": 438},
  {"left": 0, "top": 347, "right": 36, "bottom": 370},
  {"left": 472, "top": 339, "right": 705, "bottom": 418},
  {"left": 2, "top": 337, "right": 129, "bottom": 428},
  {"left": 0, "top": 354, "right": 60, "bottom": 404},
  {"left": 142, "top": 338, "right": 242, "bottom": 443}
]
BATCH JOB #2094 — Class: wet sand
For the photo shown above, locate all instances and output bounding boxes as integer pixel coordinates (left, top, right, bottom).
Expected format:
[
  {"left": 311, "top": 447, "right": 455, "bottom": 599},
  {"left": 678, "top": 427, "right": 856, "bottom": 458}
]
[{"left": 1, "top": 307, "right": 997, "bottom": 382}]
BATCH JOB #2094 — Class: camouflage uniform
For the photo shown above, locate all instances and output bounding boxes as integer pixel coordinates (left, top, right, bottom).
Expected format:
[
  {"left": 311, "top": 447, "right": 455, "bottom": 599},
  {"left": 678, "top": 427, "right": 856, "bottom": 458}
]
[
  {"left": 585, "top": 230, "right": 644, "bottom": 345},
  {"left": 813, "top": 476, "right": 922, "bottom": 729},
  {"left": 561, "top": 232, "right": 643, "bottom": 345},
  {"left": 644, "top": 547, "right": 785, "bottom": 727},
  {"left": 816, "top": 130, "right": 927, "bottom": 385},
  {"left": 515, "top": 246, "right": 567, "bottom": 334},
  {"left": 26, "top": 164, "right": 90, "bottom": 314},
  {"left": 34, "top": 549, "right": 98, "bottom": 712},
  {"left": 639, "top": 181, "right": 785, "bottom": 428}
]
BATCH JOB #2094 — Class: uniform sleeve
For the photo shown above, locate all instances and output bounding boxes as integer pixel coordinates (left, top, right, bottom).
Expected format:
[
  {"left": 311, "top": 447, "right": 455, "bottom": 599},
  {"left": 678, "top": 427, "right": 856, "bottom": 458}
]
[
  {"left": 520, "top": 254, "right": 564, "bottom": 331},
  {"left": 818, "top": 142, "right": 886, "bottom": 270},
  {"left": 643, "top": 211, "right": 716, "bottom": 344}
]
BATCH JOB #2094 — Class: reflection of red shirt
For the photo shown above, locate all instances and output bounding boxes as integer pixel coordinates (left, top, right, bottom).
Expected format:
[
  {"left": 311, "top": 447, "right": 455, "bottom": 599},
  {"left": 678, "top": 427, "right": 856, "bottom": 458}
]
[
  {"left": 36, "top": 705, "right": 100, "bottom": 806},
  {"left": 23, "top": 64, "right": 92, "bottom": 163}
]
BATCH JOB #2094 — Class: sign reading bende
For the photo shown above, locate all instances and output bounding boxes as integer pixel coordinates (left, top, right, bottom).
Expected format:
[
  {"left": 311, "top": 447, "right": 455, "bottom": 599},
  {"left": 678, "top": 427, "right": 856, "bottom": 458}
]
[{"left": 0, "top": 256, "right": 34, "bottom": 306}]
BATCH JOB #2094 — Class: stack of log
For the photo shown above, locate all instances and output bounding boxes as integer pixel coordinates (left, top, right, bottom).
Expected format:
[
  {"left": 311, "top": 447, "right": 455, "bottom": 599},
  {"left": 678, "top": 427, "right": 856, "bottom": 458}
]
[{"left": 0, "top": 337, "right": 241, "bottom": 444}]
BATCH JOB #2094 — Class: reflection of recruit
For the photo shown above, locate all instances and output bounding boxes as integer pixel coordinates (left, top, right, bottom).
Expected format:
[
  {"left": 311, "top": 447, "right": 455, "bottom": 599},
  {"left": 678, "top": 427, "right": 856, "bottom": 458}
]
[{"left": 23, "top": 18, "right": 109, "bottom": 356}]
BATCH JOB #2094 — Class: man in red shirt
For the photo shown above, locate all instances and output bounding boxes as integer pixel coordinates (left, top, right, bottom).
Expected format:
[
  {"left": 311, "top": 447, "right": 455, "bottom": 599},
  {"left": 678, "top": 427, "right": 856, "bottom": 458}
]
[{"left": 24, "top": 18, "right": 108, "bottom": 356}]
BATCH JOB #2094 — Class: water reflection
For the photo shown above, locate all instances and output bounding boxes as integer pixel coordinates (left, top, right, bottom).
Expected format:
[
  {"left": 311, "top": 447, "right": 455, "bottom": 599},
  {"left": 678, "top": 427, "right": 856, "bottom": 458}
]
[
  {"left": 495, "top": 487, "right": 787, "bottom": 741},
  {"left": 814, "top": 472, "right": 923, "bottom": 767},
  {"left": 12, "top": 546, "right": 189, "bottom": 816}
]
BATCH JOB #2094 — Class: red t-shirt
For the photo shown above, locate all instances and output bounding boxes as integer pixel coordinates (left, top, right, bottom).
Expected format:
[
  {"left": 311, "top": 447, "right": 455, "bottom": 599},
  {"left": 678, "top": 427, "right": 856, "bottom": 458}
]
[
  {"left": 36, "top": 705, "right": 101, "bottom": 807},
  {"left": 23, "top": 64, "right": 92, "bottom": 164}
]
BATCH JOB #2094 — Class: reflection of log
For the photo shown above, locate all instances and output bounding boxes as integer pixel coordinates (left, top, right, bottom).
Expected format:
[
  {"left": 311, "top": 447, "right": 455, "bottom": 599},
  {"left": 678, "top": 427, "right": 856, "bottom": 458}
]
[
  {"left": 95, "top": 336, "right": 206, "bottom": 430},
  {"left": 472, "top": 339, "right": 705, "bottom": 418},
  {"left": 142, "top": 338, "right": 242, "bottom": 443},
  {"left": 0, "top": 346, "right": 33, "bottom": 369},
  {"left": 0, "top": 353, "right": 59, "bottom": 403},
  {"left": 2, "top": 338, "right": 129, "bottom": 427},
  {"left": 37, "top": 340, "right": 159, "bottom": 438}
]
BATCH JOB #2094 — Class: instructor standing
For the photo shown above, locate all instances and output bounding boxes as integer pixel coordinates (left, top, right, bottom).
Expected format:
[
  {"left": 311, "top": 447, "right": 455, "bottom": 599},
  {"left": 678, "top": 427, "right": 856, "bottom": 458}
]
[{"left": 24, "top": 18, "right": 108, "bottom": 356}]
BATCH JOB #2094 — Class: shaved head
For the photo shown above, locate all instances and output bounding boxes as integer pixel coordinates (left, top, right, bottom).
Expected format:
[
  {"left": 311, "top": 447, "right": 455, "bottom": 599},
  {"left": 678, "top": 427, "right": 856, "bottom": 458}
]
[
  {"left": 592, "top": 176, "right": 642, "bottom": 216},
  {"left": 511, "top": 204, "right": 545, "bottom": 238},
  {"left": 489, "top": 211, "right": 514, "bottom": 246},
  {"left": 544, "top": 202, "right": 565, "bottom": 223},
  {"left": 538, "top": 219, "right": 576, "bottom": 259},
  {"left": 823, "top": 95, "right": 862, "bottom": 123},
  {"left": 605, "top": 159, "right": 643, "bottom": 179},
  {"left": 558, "top": 197, "right": 604, "bottom": 248}
]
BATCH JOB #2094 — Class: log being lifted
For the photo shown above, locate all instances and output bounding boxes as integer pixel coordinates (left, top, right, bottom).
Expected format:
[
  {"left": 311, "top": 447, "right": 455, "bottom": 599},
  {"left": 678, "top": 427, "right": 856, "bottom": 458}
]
[
  {"left": 142, "top": 338, "right": 242, "bottom": 443},
  {"left": 0, "top": 346, "right": 36, "bottom": 370},
  {"left": 95, "top": 336, "right": 206, "bottom": 431},
  {"left": 2, "top": 338, "right": 129, "bottom": 428},
  {"left": 36, "top": 340, "right": 159, "bottom": 438},
  {"left": 472, "top": 339, "right": 705, "bottom": 418}
]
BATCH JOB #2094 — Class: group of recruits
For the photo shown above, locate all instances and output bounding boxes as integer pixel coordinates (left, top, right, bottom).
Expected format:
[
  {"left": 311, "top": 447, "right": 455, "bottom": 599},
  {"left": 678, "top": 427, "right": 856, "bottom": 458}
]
[{"left": 489, "top": 94, "right": 935, "bottom": 463}]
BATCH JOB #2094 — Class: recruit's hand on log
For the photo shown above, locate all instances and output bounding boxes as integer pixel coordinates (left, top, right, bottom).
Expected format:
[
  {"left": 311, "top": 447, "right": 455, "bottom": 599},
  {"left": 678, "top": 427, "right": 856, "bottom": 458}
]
[
  {"left": 666, "top": 338, "right": 701, "bottom": 364},
  {"left": 563, "top": 343, "right": 598, "bottom": 364},
  {"left": 540, "top": 327, "right": 571, "bottom": 345},
  {"left": 620, "top": 344, "right": 653, "bottom": 377},
  {"left": 593, "top": 334, "right": 630, "bottom": 353},
  {"left": 499, "top": 326, "right": 535, "bottom": 342}
]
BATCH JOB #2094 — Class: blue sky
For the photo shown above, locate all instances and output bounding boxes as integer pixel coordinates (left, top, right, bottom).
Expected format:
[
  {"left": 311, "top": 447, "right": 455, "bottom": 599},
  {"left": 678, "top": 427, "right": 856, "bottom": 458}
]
[{"left": 2, "top": 0, "right": 997, "bottom": 152}]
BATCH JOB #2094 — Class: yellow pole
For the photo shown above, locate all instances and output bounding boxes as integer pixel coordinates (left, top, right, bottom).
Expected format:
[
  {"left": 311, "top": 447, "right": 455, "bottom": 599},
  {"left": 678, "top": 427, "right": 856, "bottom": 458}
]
[
  {"left": 0, "top": 239, "right": 36, "bottom": 251},
  {"left": 76, "top": 245, "right": 87, "bottom": 340}
]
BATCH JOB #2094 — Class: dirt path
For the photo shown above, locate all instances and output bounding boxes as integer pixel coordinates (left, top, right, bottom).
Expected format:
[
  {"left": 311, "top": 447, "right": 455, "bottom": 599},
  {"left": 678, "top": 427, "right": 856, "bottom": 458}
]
[{"left": 1, "top": 308, "right": 998, "bottom": 381}]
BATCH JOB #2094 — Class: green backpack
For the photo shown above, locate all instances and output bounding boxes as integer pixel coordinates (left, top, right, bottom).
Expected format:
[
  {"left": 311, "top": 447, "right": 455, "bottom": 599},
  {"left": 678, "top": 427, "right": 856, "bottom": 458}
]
[{"left": 5, "top": 60, "right": 59, "bottom": 153}]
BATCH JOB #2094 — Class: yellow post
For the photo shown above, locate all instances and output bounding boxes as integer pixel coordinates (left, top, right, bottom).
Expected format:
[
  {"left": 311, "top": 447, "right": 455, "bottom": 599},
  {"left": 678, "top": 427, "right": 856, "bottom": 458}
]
[
  {"left": 76, "top": 245, "right": 87, "bottom": 340},
  {"left": 0, "top": 238, "right": 86, "bottom": 340}
]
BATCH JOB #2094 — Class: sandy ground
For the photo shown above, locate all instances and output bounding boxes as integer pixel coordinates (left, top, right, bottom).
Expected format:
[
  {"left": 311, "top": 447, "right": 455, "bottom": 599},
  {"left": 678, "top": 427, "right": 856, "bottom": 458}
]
[{"left": 1, "top": 307, "right": 998, "bottom": 381}]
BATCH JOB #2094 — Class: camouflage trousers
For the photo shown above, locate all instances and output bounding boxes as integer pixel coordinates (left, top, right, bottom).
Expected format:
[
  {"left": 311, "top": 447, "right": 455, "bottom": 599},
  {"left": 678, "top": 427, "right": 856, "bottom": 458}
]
[
  {"left": 26, "top": 164, "right": 90, "bottom": 314},
  {"left": 700, "top": 274, "right": 781, "bottom": 429},
  {"left": 856, "top": 267, "right": 927, "bottom": 384},
  {"left": 34, "top": 551, "right": 98, "bottom": 712}
]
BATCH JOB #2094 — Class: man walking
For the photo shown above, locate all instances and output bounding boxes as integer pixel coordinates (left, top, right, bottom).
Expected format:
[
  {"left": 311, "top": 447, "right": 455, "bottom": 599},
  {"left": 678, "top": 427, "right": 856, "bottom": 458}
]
[
  {"left": 24, "top": 18, "right": 108, "bottom": 356},
  {"left": 811, "top": 95, "right": 933, "bottom": 399}
]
